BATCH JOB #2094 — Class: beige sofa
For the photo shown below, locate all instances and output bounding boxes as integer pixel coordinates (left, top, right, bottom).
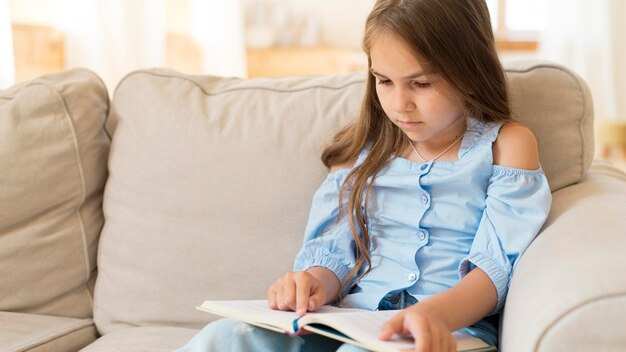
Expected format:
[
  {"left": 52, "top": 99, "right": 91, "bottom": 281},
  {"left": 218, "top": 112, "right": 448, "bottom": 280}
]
[{"left": 1, "top": 61, "right": 625, "bottom": 352}]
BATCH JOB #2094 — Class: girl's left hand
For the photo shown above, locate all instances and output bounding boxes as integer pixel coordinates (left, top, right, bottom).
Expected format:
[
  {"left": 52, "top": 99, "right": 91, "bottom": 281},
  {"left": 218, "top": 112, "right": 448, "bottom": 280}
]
[{"left": 378, "top": 303, "right": 457, "bottom": 352}]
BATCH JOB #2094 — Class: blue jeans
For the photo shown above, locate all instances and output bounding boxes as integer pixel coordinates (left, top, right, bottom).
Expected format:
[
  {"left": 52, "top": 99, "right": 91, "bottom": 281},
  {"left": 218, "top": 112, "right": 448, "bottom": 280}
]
[{"left": 175, "top": 290, "right": 497, "bottom": 351}]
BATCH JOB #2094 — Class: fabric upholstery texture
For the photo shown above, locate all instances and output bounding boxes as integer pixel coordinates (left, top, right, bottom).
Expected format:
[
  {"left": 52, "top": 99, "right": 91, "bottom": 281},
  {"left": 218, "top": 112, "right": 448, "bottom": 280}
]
[
  {"left": 0, "top": 69, "right": 110, "bottom": 318},
  {"left": 79, "top": 326, "right": 198, "bottom": 352},
  {"left": 0, "top": 312, "right": 97, "bottom": 352},
  {"left": 505, "top": 61, "right": 594, "bottom": 192},
  {"left": 500, "top": 160, "right": 626, "bottom": 352},
  {"left": 95, "top": 61, "right": 595, "bottom": 335},
  {"left": 95, "top": 70, "right": 365, "bottom": 334}
]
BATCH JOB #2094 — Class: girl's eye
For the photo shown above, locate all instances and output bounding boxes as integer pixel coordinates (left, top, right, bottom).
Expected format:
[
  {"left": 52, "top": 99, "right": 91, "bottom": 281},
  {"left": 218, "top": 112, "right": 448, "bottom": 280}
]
[
  {"left": 377, "top": 79, "right": 392, "bottom": 86},
  {"left": 414, "top": 81, "right": 431, "bottom": 88}
]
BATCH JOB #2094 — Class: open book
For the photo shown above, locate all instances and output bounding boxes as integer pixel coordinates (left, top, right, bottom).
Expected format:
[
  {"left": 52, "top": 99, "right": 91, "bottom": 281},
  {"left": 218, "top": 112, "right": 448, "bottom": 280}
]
[{"left": 197, "top": 300, "right": 495, "bottom": 352}]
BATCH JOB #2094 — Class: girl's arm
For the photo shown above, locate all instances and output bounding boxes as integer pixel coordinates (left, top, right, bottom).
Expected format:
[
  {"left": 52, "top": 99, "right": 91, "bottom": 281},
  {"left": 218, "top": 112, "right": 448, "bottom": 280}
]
[
  {"left": 393, "top": 267, "right": 496, "bottom": 331},
  {"left": 379, "top": 268, "right": 496, "bottom": 351}
]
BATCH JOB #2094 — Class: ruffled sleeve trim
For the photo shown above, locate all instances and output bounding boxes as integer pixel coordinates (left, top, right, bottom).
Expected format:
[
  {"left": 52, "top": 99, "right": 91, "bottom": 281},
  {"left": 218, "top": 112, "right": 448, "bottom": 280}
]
[
  {"left": 458, "top": 118, "right": 503, "bottom": 159},
  {"left": 294, "top": 247, "right": 353, "bottom": 284},
  {"left": 492, "top": 165, "right": 546, "bottom": 177}
]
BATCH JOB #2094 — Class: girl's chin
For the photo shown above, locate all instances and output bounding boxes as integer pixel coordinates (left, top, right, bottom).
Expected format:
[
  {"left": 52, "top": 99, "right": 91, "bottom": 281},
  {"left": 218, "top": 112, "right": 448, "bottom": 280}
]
[{"left": 402, "top": 131, "right": 430, "bottom": 142}]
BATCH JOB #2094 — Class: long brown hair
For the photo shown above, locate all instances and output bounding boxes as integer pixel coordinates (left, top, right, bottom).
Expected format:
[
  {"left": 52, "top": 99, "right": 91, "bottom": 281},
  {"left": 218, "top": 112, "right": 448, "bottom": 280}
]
[{"left": 321, "top": 0, "right": 513, "bottom": 300}]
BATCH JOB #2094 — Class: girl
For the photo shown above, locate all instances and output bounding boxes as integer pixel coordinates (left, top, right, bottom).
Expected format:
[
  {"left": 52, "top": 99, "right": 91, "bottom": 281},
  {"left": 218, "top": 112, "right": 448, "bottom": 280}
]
[{"left": 178, "top": 0, "right": 551, "bottom": 351}]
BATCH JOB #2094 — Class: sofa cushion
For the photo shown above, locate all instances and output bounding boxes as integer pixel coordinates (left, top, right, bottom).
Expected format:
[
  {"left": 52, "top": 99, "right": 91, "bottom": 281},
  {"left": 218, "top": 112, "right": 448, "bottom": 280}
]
[
  {"left": 95, "top": 61, "right": 594, "bottom": 333},
  {"left": 505, "top": 60, "right": 594, "bottom": 192},
  {"left": 79, "top": 327, "right": 198, "bottom": 352},
  {"left": 95, "top": 71, "right": 365, "bottom": 334},
  {"left": 0, "top": 312, "right": 97, "bottom": 351},
  {"left": 0, "top": 69, "right": 110, "bottom": 318},
  {"left": 501, "top": 160, "right": 626, "bottom": 352}
]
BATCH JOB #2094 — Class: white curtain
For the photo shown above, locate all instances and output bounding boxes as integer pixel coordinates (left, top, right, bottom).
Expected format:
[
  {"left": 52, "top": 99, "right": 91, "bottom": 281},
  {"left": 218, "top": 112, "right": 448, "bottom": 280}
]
[
  {"left": 58, "top": 0, "right": 166, "bottom": 91},
  {"left": 190, "top": 0, "right": 247, "bottom": 78},
  {"left": 539, "top": 0, "right": 626, "bottom": 122},
  {"left": 0, "top": 0, "right": 15, "bottom": 89}
]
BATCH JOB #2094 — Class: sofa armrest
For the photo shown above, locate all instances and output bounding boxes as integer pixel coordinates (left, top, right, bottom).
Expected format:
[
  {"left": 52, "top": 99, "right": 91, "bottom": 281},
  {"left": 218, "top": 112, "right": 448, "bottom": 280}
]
[
  {"left": 501, "top": 160, "right": 626, "bottom": 352},
  {"left": 0, "top": 312, "right": 98, "bottom": 352}
]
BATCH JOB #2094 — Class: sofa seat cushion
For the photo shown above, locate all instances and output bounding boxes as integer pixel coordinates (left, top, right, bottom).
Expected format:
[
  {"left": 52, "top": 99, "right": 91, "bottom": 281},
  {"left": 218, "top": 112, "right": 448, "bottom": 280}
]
[
  {"left": 0, "top": 311, "right": 97, "bottom": 352},
  {"left": 80, "top": 327, "right": 198, "bottom": 352},
  {"left": 0, "top": 69, "right": 110, "bottom": 318}
]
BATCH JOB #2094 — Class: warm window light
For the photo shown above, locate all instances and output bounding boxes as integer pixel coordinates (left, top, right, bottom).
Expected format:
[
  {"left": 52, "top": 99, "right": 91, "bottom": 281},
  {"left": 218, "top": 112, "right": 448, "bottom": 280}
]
[
  {"left": 485, "top": 0, "right": 499, "bottom": 33},
  {"left": 505, "top": 0, "right": 549, "bottom": 32},
  {"left": 190, "top": 0, "right": 247, "bottom": 77},
  {"left": 486, "top": 0, "right": 549, "bottom": 39},
  {"left": 0, "top": 0, "right": 15, "bottom": 88}
]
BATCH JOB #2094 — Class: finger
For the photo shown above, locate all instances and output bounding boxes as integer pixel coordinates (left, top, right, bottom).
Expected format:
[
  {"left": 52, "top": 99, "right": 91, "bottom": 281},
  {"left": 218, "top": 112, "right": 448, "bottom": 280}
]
[
  {"left": 283, "top": 273, "right": 296, "bottom": 310},
  {"left": 267, "top": 285, "right": 277, "bottom": 310},
  {"left": 307, "top": 285, "right": 325, "bottom": 312},
  {"left": 449, "top": 335, "right": 457, "bottom": 352},
  {"left": 406, "top": 317, "right": 431, "bottom": 352},
  {"left": 276, "top": 282, "right": 288, "bottom": 311},
  {"left": 283, "top": 278, "right": 298, "bottom": 311},
  {"left": 431, "top": 325, "right": 443, "bottom": 352},
  {"left": 379, "top": 312, "right": 406, "bottom": 340},
  {"left": 294, "top": 275, "right": 311, "bottom": 315}
]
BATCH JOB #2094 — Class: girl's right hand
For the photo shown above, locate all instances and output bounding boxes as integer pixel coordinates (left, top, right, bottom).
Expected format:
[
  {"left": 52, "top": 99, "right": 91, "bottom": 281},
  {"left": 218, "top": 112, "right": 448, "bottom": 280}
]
[{"left": 267, "top": 270, "right": 328, "bottom": 316}]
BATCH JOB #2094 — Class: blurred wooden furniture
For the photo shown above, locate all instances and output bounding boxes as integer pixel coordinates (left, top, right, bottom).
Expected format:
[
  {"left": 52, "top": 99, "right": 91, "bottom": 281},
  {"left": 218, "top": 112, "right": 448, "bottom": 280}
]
[
  {"left": 246, "top": 46, "right": 367, "bottom": 78},
  {"left": 12, "top": 24, "right": 64, "bottom": 83},
  {"left": 598, "top": 120, "right": 626, "bottom": 162},
  {"left": 11, "top": 24, "right": 537, "bottom": 81}
]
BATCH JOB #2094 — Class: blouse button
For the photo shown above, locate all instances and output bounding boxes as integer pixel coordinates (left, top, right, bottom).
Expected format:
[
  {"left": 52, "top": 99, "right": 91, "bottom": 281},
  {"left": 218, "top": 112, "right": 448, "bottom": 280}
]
[
  {"left": 418, "top": 231, "right": 426, "bottom": 240},
  {"left": 420, "top": 194, "right": 429, "bottom": 205},
  {"left": 408, "top": 272, "right": 417, "bottom": 281},
  {"left": 420, "top": 164, "right": 428, "bottom": 171}
]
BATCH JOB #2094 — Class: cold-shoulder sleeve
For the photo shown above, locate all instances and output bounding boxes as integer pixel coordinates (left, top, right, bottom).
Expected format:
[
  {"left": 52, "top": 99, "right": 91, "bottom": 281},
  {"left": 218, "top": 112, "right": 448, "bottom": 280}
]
[
  {"left": 459, "top": 165, "right": 552, "bottom": 313},
  {"left": 293, "top": 169, "right": 357, "bottom": 284}
]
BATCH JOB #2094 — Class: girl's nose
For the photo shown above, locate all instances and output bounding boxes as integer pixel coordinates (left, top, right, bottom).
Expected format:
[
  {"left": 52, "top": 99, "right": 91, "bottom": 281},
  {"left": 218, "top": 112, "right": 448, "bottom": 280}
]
[{"left": 392, "top": 89, "right": 416, "bottom": 113}]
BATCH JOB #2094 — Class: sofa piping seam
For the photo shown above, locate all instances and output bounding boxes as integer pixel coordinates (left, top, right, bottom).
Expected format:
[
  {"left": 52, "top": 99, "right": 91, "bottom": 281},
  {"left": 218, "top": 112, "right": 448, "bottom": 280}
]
[
  {"left": 41, "top": 80, "right": 94, "bottom": 309},
  {"left": 13, "top": 319, "right": 95, "bottom": 351},
  {"left": 533, "top": 291, "right": 626, "bottom": 351},
  {"left": 505, "top": 63, "right": 587, "bottom": 184},
  {"left": 112, "top": 70, "right": 366, "bottom": 98}
]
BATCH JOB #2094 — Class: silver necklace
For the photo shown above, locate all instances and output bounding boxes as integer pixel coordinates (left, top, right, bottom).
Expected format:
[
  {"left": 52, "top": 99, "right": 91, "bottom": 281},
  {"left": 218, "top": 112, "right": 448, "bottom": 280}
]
[{"left": 409, "top": 135, "right": 464, "bottom": 163}]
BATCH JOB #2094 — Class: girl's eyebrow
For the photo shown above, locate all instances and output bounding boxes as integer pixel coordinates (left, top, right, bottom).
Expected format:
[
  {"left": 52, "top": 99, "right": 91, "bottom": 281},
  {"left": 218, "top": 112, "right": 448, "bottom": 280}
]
[{"left": 369, "top": 68, "right": 429, "bottom": 79}]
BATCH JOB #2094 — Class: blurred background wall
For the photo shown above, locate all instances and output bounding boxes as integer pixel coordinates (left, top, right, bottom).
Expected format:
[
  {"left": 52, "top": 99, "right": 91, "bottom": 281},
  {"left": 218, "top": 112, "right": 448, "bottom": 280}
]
[{"left": 1, "top": 0, "right": 625, "bottom": 167}]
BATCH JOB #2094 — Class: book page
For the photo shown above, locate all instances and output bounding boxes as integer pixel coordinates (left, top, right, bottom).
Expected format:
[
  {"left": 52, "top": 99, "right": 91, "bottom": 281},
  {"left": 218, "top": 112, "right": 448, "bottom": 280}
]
[
  {"left": 302, "top": 309, "right": 415, "bottom": 351},
  {"left": 301, "top": 309, "right": 493, "bottom": 352},
  {"left": 198, "top": 300, "right": 493, "bottom": 351},
  {"left": 198, "top": 300, "right": 300, "bottom": 333},
  {"left": 197, "top": 300, "right": 354, "bottom": 334}
]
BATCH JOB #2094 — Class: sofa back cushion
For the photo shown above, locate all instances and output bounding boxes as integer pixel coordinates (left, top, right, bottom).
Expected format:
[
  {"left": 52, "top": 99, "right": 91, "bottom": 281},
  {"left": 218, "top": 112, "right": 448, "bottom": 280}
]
[
  {"left": 505, "top": 61, "right": 594, "bottom": 192},
  {"left": 0, "top": 69, "right": 110, "bottom": 318},
  {"left": 95, "top": 61, "right": 593, "bottom": 333}
]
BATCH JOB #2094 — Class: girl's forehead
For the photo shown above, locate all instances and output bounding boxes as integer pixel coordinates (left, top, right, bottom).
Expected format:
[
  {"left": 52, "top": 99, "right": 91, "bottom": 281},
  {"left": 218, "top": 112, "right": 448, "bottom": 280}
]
[{"left": 369, "top": 32, "right": 432, "bottom": 76}]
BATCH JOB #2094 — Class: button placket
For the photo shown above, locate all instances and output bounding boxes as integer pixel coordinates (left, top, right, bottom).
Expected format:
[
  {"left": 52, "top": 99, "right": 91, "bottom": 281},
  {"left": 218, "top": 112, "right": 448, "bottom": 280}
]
[{"left": 419, "top": 162, "right": 432, "bottom": 173}]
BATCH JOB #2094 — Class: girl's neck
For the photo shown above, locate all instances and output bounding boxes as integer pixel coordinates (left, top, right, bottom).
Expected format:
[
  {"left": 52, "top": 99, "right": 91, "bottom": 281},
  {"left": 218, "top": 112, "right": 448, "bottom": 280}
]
[{"left": 408, "top": 118, "right": 467, "bottom": 162}]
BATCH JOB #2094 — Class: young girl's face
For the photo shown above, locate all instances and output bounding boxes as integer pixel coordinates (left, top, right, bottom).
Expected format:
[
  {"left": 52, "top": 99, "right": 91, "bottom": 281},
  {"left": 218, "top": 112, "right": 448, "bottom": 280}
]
[{"left": 369, "top": 32, "right": 466, "bottom": 144}]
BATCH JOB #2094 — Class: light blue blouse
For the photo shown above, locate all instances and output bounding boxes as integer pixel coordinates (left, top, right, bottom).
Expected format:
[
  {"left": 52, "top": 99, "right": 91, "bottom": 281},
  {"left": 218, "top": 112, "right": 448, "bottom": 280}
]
[{"left": 294, "top": 117, "right": 552, "bottom": 313}]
